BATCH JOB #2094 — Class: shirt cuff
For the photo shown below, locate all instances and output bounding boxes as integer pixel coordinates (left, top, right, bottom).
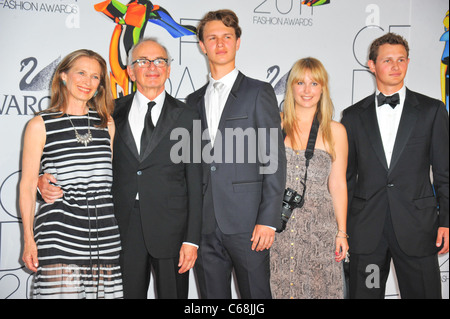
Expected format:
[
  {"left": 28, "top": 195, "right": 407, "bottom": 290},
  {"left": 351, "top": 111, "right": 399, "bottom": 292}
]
[{"left": 182, "top": 242, "right": 199, "bottom": 249}]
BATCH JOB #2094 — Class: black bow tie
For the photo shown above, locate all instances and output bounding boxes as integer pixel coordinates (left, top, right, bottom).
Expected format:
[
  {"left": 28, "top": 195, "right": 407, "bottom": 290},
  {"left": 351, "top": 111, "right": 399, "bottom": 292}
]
[{"left": 377, "top": 93, "right": 400, "bottom": 108}]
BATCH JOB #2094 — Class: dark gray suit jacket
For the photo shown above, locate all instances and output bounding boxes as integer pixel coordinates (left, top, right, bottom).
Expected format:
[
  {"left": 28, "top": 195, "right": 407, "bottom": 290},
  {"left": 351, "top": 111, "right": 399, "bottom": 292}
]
[
  {"left": 112, "top": 92, "right": 203, "bottom": 258},
  {"left": 186, "top": 72, "right": 286, "bottom": 235},
  {"left": 341, "top": 88, "right": 449, "bottom": 257}
]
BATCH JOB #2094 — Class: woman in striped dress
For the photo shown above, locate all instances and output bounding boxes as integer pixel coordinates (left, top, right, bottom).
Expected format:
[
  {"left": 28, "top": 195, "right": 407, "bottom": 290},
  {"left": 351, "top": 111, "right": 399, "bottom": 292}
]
[{"left": 19, "top": 49, "right": 123, "bottom": 299}]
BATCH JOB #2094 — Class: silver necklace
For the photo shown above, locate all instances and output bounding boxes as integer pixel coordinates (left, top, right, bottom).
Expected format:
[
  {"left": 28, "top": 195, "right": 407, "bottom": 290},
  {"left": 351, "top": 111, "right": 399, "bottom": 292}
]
[{"left": 66, "top": 112, "right": 93, "bottom": 146}]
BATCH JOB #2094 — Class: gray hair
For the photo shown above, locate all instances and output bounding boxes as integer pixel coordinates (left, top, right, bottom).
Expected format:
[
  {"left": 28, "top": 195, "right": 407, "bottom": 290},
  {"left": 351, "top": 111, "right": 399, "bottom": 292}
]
[{"left": 127, "top": 37, "right": 172, "bottom": 66}]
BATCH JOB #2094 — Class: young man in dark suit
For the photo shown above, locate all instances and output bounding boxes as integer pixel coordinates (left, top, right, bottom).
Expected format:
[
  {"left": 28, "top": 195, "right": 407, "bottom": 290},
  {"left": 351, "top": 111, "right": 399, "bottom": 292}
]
[
  {"left": 341, "top": 33, "right": 449, "bottom": 299},
  {"left": 186, "top": 10, "right": 286, "bottom": 299}
]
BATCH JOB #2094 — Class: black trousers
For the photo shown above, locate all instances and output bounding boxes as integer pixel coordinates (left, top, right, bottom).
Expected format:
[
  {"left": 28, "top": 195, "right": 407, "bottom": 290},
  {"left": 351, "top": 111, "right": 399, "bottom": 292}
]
[
  {"left": 195, "top": 223, "right": 272, "bottom": 299},
  {"left": 120, "top": 201, "right": 189, "bottom": 299},
  {"left": 348, "top": 209, "right": 442, "bottom": 299}
]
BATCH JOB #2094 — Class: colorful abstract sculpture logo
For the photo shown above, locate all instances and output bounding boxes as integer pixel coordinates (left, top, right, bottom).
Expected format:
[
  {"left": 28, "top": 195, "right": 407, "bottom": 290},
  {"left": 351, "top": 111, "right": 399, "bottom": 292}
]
[
  {"left": 441, "top": 10, "right": 449, "bottom": 110},
  {"left": 94, "top": 0, "right": 196, "bottom": 98},
  {"left": 301, "top": 0, "right": 330, "bottom": 6}
]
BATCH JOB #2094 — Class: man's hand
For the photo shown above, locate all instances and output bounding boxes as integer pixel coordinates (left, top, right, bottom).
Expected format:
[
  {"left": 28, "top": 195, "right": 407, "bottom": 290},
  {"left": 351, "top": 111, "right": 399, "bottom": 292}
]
[
  {"left": 178, "top": 244, "right": 198, "bottom": 274},
  {"left": 436, "top": 227, "right": 449, "bottom": 255},
  {"left": 251, "top": 225, "right": 275, "bottom": 251},
  {"left": 38, "top": 173, "right": 63, "bottom": 203}
]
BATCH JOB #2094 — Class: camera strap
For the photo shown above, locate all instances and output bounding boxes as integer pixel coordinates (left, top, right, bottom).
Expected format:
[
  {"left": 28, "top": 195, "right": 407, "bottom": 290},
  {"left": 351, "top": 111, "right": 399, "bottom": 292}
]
[
  {"left": 296, "top": 113, "right": 319, "bottom": 209},
  {"left": 303, "top": 113, "right": 320, "bottom": 182},
  {"left": 277, "top": 114, "right": 320, "bottom": 233}
]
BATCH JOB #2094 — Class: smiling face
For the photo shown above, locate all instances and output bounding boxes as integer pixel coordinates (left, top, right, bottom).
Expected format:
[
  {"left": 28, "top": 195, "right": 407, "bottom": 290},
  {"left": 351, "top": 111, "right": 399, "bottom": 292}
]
[
  {"left": 292, "top": 70, "right": 322, "bottom": 110},
  {"left": 61, "top": 56, "right": 101, "bottom": 106},
  {"left": 368, "top": 43, "right": 409, "bottom": 95},
  {"left": 127, "top": 40, "right": 171, "bottom": 99},
  {"left": 199, "top": 20, "right": 240, "bottom": 77}
]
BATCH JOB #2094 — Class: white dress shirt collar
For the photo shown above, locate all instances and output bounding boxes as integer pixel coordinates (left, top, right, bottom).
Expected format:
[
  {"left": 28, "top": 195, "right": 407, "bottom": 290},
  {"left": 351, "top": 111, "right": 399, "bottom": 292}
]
[
  {"left": 134, "top": 89, "right": 166, "bottom": 113},
  {"left": 204, "top": 69, "right": 238, "bottom": 146},
  {"left": 128, "top": 89, "right": 166, "bottom": 152},
  {"left": 208, "top": 68, "right": 239, "bottom": 91}
]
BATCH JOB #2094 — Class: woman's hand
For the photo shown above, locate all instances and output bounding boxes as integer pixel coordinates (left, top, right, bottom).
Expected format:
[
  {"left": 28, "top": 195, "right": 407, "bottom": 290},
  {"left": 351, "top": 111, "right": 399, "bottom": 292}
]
[
  {"left": 22, "top": 239, "right": 39, "bottom": 272},
  {"left": 335, "top": 236, "right": 349, "bottom": 263}
]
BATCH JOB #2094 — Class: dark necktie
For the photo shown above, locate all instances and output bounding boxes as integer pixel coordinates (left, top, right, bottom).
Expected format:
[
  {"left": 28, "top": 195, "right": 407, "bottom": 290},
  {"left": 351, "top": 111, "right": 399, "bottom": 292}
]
[
  {"left": 377, "top": 93, "right": 400, "bottom": 108},
  {"left": 140, "top": 101, "right": 156, "bottom": 156}
]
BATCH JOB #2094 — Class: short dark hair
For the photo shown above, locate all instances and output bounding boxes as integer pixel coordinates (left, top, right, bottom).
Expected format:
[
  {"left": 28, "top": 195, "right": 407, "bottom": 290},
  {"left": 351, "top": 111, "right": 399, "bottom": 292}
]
[
  {"left": 197, "top": 9, "right": 242, "bottom": 42},
  {"left": 369, "top": 32, "right": 409, "bottom": 62}
]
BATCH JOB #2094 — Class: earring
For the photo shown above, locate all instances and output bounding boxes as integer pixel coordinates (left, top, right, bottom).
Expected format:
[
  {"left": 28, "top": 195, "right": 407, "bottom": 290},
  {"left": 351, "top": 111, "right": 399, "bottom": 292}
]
[
  {"left": 93, "top": 90, "right": 98, "bottom": 97},
  {"left": 62, "top": 80, "right": 66, "bottom": 86}
]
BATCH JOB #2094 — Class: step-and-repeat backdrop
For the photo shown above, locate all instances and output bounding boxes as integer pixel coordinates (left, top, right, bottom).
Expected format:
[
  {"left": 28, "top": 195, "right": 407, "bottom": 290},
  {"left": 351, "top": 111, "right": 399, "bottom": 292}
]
[{"left": 0, "top": 0, "right": 448, "bottom": 299}]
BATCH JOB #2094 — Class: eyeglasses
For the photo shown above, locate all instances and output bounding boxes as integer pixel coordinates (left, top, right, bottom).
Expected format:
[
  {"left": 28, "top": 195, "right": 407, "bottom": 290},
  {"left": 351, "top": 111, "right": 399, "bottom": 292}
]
[{"left": 131, "top": 58, "right": 170, "bottom": 68}]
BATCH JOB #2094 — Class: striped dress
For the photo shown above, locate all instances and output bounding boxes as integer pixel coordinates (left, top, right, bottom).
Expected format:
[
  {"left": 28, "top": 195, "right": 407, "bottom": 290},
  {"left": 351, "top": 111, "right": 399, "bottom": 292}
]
[{"left": 33, "top": 110, "right": 123, "bottom": 299}]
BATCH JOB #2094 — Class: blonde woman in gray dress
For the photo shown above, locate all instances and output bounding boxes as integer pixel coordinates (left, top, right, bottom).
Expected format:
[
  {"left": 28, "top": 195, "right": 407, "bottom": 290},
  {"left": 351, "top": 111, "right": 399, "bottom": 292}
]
[{"left": 270, "top": 57, "right": 349, "bottom": 299}]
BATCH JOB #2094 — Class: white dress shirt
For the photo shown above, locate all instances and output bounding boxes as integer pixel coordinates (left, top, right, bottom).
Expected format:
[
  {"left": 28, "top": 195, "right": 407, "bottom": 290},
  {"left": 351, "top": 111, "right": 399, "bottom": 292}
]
[
  {"left": 129, "top": 90, "right": 164, "bottom": 201},
  {"left": 205, "top": 68, "right": 239, "bottom": 144},
  {"left": 128, "top": 90, "right": 165, "bottom": 154},
  {"left": 128, "top": 90, "right": 197, "bottom": 248},
  {"left": 375, "top": 86, "right": 406, "bottom": 167}
]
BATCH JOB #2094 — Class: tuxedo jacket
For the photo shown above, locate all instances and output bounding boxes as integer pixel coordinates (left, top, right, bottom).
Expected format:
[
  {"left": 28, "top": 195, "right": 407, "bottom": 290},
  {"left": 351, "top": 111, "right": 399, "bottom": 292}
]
[
  {"left": 341, "top": 88, "right": 449, "bottom": 257},
  {"left": 112, "top": 92, "right": 203, "bottom": 259},
  {"left": 186, "top": 72, "right": 286, "bottom": 235}
]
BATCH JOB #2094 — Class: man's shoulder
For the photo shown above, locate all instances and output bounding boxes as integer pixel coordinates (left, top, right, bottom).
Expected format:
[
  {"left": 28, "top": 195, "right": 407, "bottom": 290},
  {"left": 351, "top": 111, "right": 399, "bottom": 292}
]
[
  {"left": 112, "top": 93, "right": 134, "bottom": 118},
  {"left": 186, "top": 83, "right": 208, "bottom": 103},
  {"left": 242, "top": 73, "right": 265, "bottom": 85},
  {"left": 114, "top": 94, "right": 134, "bottom": 110},
  {"left": 114, "top": 93, "right": 134, "bottom": 105},
  {"left": 165, "top": 93, "right": 199, "bottom": 119},
  {"left": 237, "top": 72, "right": 271, "bottom": 90},
  {"left": 342, "top": 94, "right": 374, "bottom": 116},
  {"left": 406, "top": 88, "right": 444, "bottom": 107}
]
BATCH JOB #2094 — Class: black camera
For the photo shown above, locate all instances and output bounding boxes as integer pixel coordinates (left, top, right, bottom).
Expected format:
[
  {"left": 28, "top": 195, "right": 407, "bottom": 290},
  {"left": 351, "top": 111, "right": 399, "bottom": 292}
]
[{"left": 276, "top": 187, "right": 305, "bottom": 233}]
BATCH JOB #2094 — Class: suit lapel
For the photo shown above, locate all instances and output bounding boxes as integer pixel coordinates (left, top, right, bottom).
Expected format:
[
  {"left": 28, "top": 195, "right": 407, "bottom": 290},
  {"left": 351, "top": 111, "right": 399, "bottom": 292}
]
[
  {"left": 389, "top": 89, "right": 419, "bottom": 174},
  {"left": 359, "top": 95, "right": 389, "bottom": 171},
  {"left": 141, "top": 93, "right": 183, "bottom": 160},
  {"left": 216, "top": 72, "right": 245, "bottom": 134},
  {"left": 114, "top": 94, "right": 140, "bottom": 161},
  {"left": 195, "top": 85, "right": 208, "bottom": 132},
  {"left": 194, "top": 72, "right": 246, "bottom": 133}
]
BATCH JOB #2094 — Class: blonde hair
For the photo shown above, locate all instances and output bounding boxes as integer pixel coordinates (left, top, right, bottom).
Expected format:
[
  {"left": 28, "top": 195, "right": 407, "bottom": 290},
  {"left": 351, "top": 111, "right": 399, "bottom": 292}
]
[
  {"left": 283, "top": 57, "right": 335, "bottom": 159},
  {"left": 44, "top": 49, "right": 114, "bottom": 128}
]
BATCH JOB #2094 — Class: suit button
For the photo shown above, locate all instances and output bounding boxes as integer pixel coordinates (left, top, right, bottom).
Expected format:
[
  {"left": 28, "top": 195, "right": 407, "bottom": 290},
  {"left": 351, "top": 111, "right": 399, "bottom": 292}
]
[
  {"left": 211, "top": 166, "right": 217, "bottom": 171},
  {"left": 387, "top": 183, "right": 394, "bottom": 188},
  {"left": 137, "top": 171, "right": 142, "bottom": 176}
]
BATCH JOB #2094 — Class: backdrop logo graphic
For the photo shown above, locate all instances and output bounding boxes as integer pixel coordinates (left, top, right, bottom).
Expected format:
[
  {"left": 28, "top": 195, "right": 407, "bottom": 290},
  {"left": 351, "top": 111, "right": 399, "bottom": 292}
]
[
  {"left": 0, "top": 0, "right": 78, "bottom": 13},
  {"left": 252, "top": 0, "right": 330, "bottom": 27},
  {"left": 94, "top": 0, "right": 197, "bottom": 98},
  {"left": 19, "top": 56, "right": 60, "bottom": 91},
  {"left": 0, "top": 56, "right": 56, "bottom": 116},
  {"left": 440, "top": 10, "right": 448, "bottom": 110},
  {"left": 301, "top": 0, "right": 330, "bottom": 7}
]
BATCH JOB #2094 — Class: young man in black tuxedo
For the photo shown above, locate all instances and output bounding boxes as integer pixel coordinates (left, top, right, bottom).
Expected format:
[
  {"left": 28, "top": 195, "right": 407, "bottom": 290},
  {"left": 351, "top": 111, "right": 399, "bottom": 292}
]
[{"left": 341, "top": 33, "right": 449, "bottom": 299}]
